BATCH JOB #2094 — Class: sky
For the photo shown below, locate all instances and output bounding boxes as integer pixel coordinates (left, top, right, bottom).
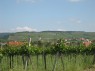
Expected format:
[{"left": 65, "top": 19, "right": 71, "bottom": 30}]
[{"left": 0, "top": 0, "right": 95, "bottom": 32}]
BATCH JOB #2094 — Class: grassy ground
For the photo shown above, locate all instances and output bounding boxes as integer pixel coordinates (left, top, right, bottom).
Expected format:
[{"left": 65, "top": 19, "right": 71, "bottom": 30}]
[
  {"left": 84, "top": 65, "right": 95, "bottom": 71},
  {"left": 0, "top": 54, "right": 94, "bottom": 71}
]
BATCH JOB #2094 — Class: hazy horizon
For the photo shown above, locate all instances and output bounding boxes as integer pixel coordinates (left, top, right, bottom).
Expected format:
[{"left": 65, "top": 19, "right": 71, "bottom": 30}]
[{"left": 0, "top": 30, "right": 95, "bottom": 33}]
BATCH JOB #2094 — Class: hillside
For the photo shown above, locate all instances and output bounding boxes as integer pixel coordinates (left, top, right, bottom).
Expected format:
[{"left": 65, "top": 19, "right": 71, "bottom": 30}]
[
  {"left": 6, "top": 31, "right": 95, "bottom": 41},
  {"left": 0, "top": 33, "right": 11, "bottom": 42}
]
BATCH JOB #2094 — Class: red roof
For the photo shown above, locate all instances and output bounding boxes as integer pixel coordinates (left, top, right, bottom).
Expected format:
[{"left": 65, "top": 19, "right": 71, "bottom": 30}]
[{"left": 7, "top": 41, "right": 24, "bottom": 46}]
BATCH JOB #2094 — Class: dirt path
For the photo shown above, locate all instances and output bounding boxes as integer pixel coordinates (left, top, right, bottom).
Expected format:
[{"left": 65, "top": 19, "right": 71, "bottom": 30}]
[
  {"left": 84, "top": 68, "right": 95, "bottom": 71},
  {"left": 84, "top": 65, "right": 95, "bottom": 71}
]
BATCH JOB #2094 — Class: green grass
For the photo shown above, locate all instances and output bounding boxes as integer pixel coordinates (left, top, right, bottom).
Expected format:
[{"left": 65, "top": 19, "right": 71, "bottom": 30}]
[{"left": 0, "top": 54, "right": 94, "bottom": 71}]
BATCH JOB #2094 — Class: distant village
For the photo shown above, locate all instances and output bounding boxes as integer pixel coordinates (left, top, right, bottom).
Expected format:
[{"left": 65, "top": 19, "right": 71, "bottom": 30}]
[
  {"left": 64, "top": 38, "right": 92, "bottom": 47},
  {"left": 0, "top": 37, "right": 95, "bottom": 48}
]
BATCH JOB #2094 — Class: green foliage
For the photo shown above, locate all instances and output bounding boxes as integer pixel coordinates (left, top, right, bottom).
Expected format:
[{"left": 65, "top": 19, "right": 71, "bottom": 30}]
[
  {"left": 0, "top": 53, "right": 3, "bottom": 63},
  {"left": 51, "top": 39, "right": 65, "bottom": 54},
  {"left": 1, "top": 40, "right": 95, "bottom": 56},
  {"left": 0, "top": 49, "right": 3, "bottom": 63},
  {"left": 2, "top": 46, "right": 19, "bottom": 56}
]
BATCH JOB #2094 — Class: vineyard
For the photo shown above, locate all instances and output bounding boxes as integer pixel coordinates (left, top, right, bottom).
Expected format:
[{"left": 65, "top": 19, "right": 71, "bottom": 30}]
[{"left": 0, "top": 39, "right": 95, "bottom": 71}]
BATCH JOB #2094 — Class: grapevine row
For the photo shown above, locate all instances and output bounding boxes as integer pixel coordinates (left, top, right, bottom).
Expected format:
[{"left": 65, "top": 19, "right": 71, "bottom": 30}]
[{"left": 0, "top": 40, "right": 95, "bottom": 56}]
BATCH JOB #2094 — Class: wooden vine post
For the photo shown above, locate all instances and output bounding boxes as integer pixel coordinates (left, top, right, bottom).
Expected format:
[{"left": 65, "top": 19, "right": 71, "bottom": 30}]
[
  {"left": 25, "top": 37, "right": 32, "bottom": 71},
  {"left": 52, "top": 52, "right": 59, "bottom": 71},
  {"left": 52, "top": 39, "right": 65, "bottom": 71},
  {"left": 43, "top": 52, "right": 47, "bottom": 70}
]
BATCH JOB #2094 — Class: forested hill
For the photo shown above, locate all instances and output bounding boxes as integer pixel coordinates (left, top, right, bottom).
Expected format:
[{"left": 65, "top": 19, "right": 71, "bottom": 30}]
[
  {"left": 0, "top": 33, "right": 11, "bottom": 42},
  {"left": 0, "top": 31, "right": 95, "bottom": 41}
]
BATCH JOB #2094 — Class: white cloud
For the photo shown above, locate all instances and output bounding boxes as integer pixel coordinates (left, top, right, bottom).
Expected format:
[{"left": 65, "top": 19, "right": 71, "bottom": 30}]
[
  {"left": 69, "top": 0, "right": 82, "bottom": 2},
  {"left": 57, "top": 29, "right": 65, "bottom": 31},
  {"left": 12, "top": 26, "right": 37, "bottom": 32},
  {"left": 16, "top": 0, "right": 40, "bottom": 4}
]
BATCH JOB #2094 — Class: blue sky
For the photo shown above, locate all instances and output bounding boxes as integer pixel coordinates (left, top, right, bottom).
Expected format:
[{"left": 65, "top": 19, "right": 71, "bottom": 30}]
[{"left": 0, "top": 0, "right": 95, "bottom": 32}]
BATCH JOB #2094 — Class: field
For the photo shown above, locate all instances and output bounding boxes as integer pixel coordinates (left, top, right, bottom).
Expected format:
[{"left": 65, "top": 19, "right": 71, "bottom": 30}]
[
  {"left": 0, "top": 39, "right": 95, "bottom": 71},
  {"left": 0, "top": 54, "right": 95, "bottom": 71}
]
